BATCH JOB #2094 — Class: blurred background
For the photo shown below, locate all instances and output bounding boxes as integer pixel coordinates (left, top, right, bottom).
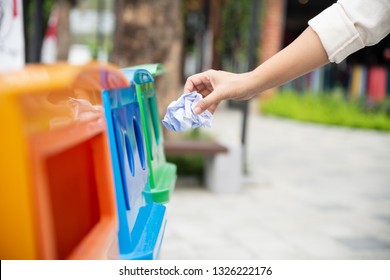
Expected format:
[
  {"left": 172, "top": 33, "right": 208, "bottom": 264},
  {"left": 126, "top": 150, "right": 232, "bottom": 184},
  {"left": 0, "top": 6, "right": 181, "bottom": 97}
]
[
  {"left": 2, "top": 0, "right": 390, "bottom": 130},
  {"left": 1, "top": 0, "right": 390, "bottom": 259}
]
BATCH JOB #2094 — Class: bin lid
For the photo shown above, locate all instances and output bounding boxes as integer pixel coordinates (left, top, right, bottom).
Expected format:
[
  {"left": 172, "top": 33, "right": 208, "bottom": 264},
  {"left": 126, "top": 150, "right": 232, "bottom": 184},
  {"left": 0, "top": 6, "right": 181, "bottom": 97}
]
[
  {"left": 122, "top": 63, "right": 166, "bottom": 77},
  {"left": 0, "top": 62, "right": 130, "bottom": 96},
  {"left": 121, "top": 68, "right": 154, "bottom": 85}
]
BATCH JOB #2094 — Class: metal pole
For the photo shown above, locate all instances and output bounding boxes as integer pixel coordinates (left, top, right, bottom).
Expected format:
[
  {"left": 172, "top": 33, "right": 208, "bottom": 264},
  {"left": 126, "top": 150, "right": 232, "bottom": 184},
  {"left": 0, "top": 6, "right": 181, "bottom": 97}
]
[
  {"left": 31, "top": 0, "right": 43, "bottom": 62},
  {"left": 22, "top": 0, "right": 29, "bottom": 62},
  {"left": 241, "top": 0, "right": 260, "bottom": 174}
]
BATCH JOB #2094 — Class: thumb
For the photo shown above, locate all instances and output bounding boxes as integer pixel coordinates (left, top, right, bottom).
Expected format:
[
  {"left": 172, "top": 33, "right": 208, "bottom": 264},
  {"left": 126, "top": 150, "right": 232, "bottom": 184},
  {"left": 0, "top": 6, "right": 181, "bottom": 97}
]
[{"left": 193, "top": 90, "right": 221, "bottom": 115}]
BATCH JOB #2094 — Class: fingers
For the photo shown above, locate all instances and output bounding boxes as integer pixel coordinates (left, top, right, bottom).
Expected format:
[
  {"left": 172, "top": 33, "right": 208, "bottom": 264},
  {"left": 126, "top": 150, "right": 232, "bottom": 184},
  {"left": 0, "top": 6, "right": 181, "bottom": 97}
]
[
  {"left": 184, "top": 70, "right": 222, "bottom": 115},
  {"left": 183, "top": 79, "right": 196, "bottom": 94},
  {"left": 184, "top": 72, "right": 210, "bottom": 94},
  {"left": 184, "top": 70, "right": 218, "bottom": 94},
  {"left": 193, "top": 90, "right": 222, "bottom": 115},
  {"left": 207, "top": 101, "right": 220, "bottom": 114}
]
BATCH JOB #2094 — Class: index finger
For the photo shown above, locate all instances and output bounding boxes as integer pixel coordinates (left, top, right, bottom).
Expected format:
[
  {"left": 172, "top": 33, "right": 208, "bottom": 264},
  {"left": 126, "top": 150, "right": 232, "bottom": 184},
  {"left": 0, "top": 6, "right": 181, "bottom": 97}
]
[{"left": 183, "top": 73, "right": 210, "bottom": 93}]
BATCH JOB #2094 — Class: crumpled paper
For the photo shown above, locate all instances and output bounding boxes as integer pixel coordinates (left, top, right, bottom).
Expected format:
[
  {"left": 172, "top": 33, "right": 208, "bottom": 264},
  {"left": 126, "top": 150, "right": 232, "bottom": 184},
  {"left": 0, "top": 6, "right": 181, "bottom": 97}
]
[
  {"left": 162, "top": 91, "right": 213, "bottom": 132},
  {"left": 49, "top": 97, "right": 103, "bottom": 129}
]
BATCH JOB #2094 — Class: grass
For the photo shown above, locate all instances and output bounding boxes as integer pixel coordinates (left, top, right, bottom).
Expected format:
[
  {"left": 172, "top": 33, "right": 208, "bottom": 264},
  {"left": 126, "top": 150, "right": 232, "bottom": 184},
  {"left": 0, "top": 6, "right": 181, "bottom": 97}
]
[{"left": 260, "top": 91, "right": 390, "bottom": 131}]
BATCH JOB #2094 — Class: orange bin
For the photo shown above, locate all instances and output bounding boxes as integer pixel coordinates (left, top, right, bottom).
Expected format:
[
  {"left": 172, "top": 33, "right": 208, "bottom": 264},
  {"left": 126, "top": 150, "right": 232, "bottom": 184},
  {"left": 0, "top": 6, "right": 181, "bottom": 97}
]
[{"left": 0, "top": 63, "right": 129, "bottom": 259}]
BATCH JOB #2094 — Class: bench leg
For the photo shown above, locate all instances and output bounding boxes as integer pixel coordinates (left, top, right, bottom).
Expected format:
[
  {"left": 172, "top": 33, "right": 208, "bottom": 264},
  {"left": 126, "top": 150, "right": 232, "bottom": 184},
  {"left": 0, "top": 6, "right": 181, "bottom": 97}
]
[{"left": 204, "top": 145, "right": 242, "bottom": 193}]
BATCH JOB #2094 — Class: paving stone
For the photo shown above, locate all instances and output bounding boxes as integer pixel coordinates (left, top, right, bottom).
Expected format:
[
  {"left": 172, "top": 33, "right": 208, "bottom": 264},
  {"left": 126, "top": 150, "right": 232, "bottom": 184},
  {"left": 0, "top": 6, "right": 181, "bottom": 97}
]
[
  {"left": 160, "top": 107, "right": 390, "bottom": 260},
  {"left": 335, "top": 236, "right": 390, "bottom": 250}
]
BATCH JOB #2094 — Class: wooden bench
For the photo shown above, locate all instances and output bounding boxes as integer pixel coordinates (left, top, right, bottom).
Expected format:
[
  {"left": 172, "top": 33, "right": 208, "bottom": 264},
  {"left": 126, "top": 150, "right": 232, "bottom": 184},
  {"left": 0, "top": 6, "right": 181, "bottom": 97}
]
[
  {"left": 164, "top": 140, "right": 241, "bottom": 193},
  {"left": 164, "top": 140, "right": 228, "bottom": 156}
]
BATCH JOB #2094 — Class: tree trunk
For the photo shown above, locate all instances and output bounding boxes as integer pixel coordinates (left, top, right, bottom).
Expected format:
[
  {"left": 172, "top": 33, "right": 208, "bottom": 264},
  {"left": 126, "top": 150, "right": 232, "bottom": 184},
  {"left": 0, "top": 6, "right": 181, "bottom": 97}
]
[
  {"left": 112, "top": 0, "right": 183, "bottom": 122},
  {"left": 56, "top": 0, "right": 73, "bottom": 60}
]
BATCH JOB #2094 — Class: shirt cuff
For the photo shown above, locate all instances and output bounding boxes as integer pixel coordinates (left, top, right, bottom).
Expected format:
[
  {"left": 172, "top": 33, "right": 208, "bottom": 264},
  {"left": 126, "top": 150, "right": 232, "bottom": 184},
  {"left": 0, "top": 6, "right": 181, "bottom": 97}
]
[{"left": 308, "top": 3, "right": 365, "bottom": 63}]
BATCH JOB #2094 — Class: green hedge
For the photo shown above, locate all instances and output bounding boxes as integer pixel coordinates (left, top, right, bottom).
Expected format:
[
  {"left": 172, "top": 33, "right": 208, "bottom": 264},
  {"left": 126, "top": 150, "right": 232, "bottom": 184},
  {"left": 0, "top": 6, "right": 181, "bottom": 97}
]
[
  {"left": 260, "top": 91, "right": 390, "bottom": 131},
  {"left": 166, "top": 155, "right": 204, "bottom": 181},
  {"left": 165, "top": 129, "right": 214, "bottom": 181}
]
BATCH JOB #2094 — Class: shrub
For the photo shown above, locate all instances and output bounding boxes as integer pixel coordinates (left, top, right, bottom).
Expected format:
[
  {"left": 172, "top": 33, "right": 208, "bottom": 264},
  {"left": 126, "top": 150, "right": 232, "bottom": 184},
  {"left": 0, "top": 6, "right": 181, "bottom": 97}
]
[{"left": 260, "top": 91, "right": 390, "bottom": 131}]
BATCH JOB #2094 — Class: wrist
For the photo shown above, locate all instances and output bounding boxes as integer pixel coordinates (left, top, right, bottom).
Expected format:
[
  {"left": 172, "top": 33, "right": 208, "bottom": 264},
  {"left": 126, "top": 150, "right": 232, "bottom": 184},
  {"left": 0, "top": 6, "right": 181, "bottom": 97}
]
[{"left": 243, "top": 70, "right": 265, "bottom": 97}]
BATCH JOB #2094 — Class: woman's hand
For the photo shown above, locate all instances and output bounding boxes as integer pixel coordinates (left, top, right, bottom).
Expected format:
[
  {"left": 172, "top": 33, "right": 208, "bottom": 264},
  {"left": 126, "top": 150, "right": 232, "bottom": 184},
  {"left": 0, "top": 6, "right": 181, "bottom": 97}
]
[{"left": 184, "top": 70, "right": 256, "bottom": 114}]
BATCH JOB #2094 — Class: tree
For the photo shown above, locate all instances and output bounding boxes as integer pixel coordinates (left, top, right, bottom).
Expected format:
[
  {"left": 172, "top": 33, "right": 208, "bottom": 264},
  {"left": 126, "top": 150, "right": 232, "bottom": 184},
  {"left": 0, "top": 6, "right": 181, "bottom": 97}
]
[
  {"left": 56, "top": 0, "right": 76, "bottom": 60},
  {"left": 111, "top": 0, "right": 183, "bottom": 120}
]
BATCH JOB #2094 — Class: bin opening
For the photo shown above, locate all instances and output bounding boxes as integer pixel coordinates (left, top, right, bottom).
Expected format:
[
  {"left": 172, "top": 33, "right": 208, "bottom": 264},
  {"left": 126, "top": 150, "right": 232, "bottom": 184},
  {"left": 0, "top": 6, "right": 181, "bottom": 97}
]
[
  {"left": 44, "top": 136, "right": 101, "bottom": 259},
  {"left": 27, "top": 110, "right": 117, "bottom": 259},
  {"left": 133, "top": 117, "right": 146, "bottom": 170},
  {"left": 147, "top": 97, "right": 160, "bottom": 145}
]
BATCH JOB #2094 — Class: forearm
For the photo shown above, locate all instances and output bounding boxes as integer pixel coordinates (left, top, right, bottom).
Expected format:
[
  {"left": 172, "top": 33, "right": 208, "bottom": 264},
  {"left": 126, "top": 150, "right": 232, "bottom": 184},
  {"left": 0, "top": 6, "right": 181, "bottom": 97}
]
[
  {"left": 189, "top": 1, "right": 390, "bottom": 115},
  {"left": 189, "top": 27, "right": 330, "bottom": 114},
  {"left": 246, "top": 27, "right": 329, "bottom": 95}
]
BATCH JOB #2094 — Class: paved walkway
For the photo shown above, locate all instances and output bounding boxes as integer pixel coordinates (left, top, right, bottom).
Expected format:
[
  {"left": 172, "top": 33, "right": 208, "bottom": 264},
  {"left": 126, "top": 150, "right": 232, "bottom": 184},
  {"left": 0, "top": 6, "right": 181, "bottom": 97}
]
[{"left": 160, "top": 104, "right": 390, "bottom": 260}]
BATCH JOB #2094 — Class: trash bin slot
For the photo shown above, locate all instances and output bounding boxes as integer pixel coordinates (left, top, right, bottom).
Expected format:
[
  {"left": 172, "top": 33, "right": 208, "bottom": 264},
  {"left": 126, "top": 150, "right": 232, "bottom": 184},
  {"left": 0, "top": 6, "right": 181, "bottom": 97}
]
[
  {"left": 147, "top": 97, "right": 160, "bottom": 145},
  {"left": 113, "top": 113, "right": 131, "bottom": 211},
  {"left": 133, "top": 117, "right": 146, "bottom": 170},
  {"left": 124, "top": 133, "right": 135, "bottom": 177}
]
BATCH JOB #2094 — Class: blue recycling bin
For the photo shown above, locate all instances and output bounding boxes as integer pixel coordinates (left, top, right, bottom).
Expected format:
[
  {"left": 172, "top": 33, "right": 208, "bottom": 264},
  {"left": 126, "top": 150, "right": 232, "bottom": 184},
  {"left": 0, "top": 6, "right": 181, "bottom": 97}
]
[
  {"left": 102, "top": 85, "right": 166, "bottom": 260},
  {"left": 121, "top": 65, "right": 177, "bottom": 204}
]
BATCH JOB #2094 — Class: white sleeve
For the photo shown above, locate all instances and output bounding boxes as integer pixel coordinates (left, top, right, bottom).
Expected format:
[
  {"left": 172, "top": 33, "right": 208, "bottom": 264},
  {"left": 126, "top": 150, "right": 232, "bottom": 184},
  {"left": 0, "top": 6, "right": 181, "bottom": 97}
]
[{"left": 308, "top": 0, "right": 390, "bottom": 63}]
